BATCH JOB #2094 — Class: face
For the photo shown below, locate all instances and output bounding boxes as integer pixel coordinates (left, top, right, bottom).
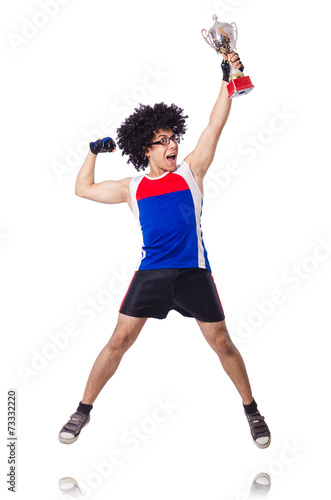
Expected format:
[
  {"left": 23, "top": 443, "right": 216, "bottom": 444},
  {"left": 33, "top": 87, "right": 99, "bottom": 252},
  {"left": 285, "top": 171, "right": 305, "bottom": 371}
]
[{"left": 145, "top": 128, "right": 178, "bottom": 175}]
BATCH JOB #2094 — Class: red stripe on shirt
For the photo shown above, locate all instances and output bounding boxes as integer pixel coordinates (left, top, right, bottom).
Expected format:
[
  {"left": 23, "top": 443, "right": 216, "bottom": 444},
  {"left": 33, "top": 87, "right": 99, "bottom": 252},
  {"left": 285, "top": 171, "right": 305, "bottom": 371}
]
[{"left": 136, "top": 173, "right": 189, "bottom": 201}]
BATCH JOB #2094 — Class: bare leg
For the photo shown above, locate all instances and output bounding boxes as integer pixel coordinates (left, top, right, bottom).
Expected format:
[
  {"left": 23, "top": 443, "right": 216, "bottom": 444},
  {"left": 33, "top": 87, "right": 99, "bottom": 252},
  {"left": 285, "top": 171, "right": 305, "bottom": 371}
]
[
  {"left": 196, "top": 319, "right": 253, "bottom": 405},
  {"left": 81, "top": 313, "right": 147, "bottom": 405}
]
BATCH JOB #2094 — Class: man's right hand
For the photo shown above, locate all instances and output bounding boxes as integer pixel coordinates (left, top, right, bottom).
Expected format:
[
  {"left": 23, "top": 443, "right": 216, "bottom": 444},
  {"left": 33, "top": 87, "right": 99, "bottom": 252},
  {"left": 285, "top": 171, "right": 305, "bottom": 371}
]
[{"left": 90, "top": 137, "right": 116, "bottom": 155}]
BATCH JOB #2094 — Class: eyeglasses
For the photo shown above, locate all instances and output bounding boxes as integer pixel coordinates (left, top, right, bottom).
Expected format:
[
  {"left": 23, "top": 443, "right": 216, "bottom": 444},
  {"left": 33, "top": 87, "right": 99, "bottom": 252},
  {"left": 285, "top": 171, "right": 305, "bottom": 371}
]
[{"left": 150, "top": 134, "right": 178, "bottom": 146}]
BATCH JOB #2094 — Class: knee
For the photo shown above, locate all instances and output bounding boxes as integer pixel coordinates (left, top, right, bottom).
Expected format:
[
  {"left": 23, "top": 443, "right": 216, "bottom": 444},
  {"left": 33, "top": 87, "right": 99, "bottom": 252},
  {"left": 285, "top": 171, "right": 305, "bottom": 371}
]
[
  {"left": 107, "top": 327, "right": 132, "bottom": 354},
  {"left": 210, "top": 326, "right": 234, "bottom": 356}
]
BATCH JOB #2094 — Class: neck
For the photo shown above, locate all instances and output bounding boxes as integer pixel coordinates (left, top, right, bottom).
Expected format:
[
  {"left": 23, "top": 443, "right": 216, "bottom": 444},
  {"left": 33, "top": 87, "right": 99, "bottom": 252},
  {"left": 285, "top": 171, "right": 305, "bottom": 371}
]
[{"left": 147, "top": 163, "right": 177, "bottom": 178}]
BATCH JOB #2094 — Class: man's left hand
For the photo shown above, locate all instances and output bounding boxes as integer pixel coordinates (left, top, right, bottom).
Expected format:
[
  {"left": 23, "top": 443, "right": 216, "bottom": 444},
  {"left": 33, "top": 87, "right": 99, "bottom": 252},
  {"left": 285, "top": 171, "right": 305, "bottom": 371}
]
[{"left": 221, "top": 52, "right": 244, "bottom": 82}]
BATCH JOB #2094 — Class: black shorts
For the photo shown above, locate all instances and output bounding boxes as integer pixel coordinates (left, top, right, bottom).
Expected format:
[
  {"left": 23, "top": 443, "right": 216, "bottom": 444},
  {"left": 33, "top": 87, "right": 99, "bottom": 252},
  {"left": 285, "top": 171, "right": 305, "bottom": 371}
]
[{"left": 119, "top": 268, "right": 225, "bottom": 322}]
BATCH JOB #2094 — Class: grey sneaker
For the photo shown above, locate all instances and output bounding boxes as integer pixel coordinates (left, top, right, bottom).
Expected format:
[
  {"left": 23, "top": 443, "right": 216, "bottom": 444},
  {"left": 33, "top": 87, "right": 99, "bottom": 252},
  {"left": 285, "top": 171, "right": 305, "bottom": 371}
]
[
  {"left": 245, "top": 411, "right": 271, "bottom": 449},
  {"left": 58, "top": 411, "right": 90, "bottom": 444}
]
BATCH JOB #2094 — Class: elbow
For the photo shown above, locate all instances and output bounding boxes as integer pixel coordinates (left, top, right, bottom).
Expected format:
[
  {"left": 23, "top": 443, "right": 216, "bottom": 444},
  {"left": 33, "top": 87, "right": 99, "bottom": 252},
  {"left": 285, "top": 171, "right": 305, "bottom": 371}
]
[{"left": 75, "top": 185, "right": 86, "bottom": 198}]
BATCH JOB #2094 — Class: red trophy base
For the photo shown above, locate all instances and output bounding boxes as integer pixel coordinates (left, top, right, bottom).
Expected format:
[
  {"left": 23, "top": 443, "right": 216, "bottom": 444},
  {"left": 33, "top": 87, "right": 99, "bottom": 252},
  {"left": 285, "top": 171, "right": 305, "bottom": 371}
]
[{"left": 227, "top": 76, "right": 254, "bottom": 99}]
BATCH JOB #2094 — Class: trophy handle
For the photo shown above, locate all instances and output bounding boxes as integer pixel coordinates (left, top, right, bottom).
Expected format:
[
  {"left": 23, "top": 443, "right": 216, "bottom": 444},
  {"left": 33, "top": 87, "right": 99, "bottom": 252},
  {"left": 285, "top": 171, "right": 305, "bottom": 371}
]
[
  {"left": 201, "top": 29, "right": 218, "bottom": 53},
  {"left": 230, "top": 22, "right": 238, "bottom": 50}
]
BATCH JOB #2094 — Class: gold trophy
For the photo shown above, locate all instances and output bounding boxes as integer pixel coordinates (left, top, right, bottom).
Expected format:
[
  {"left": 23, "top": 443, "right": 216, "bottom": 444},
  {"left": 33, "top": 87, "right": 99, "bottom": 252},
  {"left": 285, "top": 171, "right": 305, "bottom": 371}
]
[{"left": 201, "top": 15, "right": 254, "bottom": 98}]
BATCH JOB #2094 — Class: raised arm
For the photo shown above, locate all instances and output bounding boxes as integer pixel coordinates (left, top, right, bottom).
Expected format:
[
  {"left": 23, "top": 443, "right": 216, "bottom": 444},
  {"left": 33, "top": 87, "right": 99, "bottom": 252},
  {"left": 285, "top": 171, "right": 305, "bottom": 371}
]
[
  {"left": 75, "top": 147, "right": 132, "bottom": 206},
  {"left": 184, "top": 52, "right": 242, "bottom": 184}
]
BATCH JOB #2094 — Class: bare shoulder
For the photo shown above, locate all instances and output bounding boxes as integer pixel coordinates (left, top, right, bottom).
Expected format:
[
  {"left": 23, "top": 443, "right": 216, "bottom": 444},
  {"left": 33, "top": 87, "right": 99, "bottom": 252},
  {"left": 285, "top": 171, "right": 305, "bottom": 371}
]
[
  {"left": 183, "top": 153, "right": 204, "bottom": 194},
  {"left": 184, "top": 151, "right": 202, "bottom": 177},
  {"left": 119, "top": 176, "right": 134, "bottom": 205},
  {"left": 119, "top": 176, "right": 133, "bottom": 188}
]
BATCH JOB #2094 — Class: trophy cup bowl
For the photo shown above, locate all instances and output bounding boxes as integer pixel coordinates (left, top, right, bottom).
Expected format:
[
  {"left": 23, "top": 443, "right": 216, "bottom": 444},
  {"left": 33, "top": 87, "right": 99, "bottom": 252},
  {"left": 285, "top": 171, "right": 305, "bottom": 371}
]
[{"left": 201, "top": 15, "right": 254, "bottom": 98}]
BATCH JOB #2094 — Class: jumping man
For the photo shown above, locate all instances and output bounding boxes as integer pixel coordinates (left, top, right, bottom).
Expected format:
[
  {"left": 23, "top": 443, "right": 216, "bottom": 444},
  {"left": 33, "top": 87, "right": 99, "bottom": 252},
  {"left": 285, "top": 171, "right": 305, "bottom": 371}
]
[{"left": 59, "top": 52, "right": 271, "bottom": 449}]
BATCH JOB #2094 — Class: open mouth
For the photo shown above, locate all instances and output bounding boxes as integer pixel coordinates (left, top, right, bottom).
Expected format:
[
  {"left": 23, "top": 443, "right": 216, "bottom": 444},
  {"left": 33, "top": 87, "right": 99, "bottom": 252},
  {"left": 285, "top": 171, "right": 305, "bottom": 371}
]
[{"left": 166, "top": 154, "right": 176, "bottom": 165}]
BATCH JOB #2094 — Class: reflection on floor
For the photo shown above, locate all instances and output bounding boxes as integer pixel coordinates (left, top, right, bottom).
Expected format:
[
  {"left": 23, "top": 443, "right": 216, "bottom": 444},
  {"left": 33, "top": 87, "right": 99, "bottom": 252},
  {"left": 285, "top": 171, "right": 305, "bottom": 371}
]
[
  {"left": 58, "top": 472, "right": 272, "bottom": 499},
  {"left": 250, "top": 473, "right": 271, "bottom": 497},
  {"left": 58, "top": 477, "right": 83, "bottom": 498}
]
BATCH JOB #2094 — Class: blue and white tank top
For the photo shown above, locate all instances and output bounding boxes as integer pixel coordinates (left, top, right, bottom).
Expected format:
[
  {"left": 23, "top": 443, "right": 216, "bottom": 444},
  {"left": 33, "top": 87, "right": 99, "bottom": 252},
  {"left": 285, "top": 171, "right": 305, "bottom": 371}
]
[{"left": 129, "top": 160, "right": 211, "bottom": 271}]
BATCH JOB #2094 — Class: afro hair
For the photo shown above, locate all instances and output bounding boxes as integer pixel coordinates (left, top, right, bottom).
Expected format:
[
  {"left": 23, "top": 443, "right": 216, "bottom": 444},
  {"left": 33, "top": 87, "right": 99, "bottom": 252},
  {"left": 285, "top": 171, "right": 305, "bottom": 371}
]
[{"left": 116, "top": 102, "right": 188, "bottom": 172}]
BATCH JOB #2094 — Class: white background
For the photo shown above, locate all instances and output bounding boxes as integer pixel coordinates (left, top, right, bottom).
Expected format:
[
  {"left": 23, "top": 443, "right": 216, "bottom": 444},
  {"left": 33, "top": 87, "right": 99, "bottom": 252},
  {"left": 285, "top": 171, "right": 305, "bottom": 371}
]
[{"left": 1, "top": 0, "right": 330, "bottom": 499}]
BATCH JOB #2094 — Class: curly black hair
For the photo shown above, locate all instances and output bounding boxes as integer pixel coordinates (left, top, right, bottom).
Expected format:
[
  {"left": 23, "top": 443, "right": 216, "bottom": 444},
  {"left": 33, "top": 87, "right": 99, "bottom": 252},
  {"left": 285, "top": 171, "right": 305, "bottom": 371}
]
[{"left": 116, "top": 102, "right": 188, "bottom": 172}]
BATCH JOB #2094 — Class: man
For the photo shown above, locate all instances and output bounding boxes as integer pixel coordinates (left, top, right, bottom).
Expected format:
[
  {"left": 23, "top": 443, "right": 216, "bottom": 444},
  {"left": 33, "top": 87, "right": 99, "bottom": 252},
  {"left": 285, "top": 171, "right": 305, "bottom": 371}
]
[{"left": 59, "top": 52, "right": 271, "bottom": 449}]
